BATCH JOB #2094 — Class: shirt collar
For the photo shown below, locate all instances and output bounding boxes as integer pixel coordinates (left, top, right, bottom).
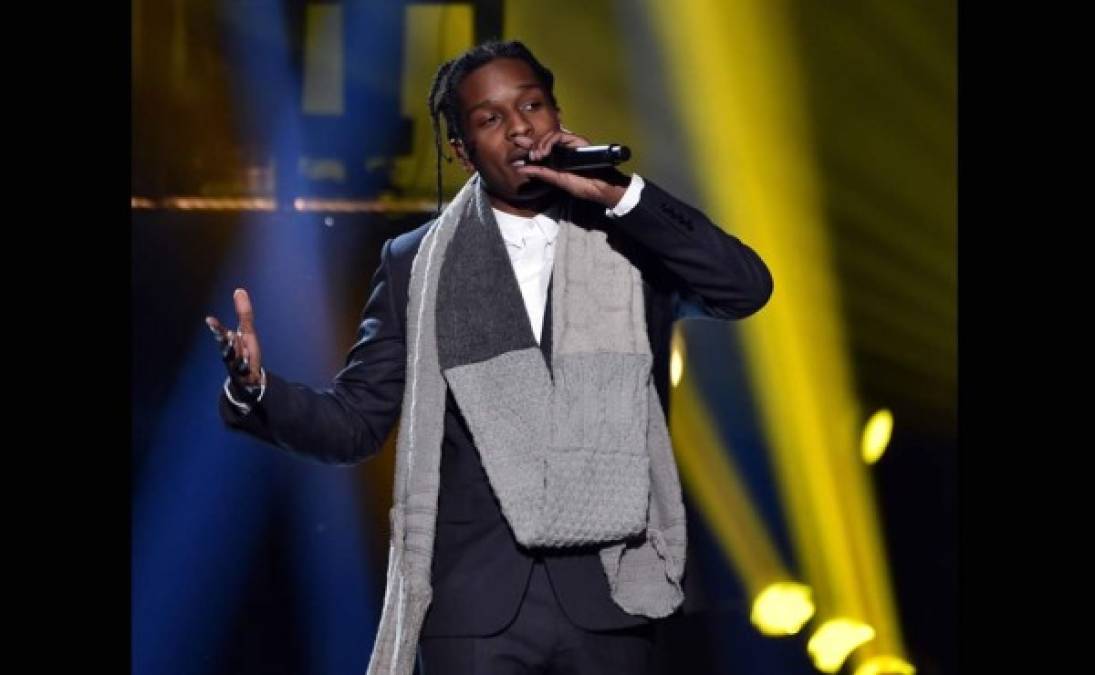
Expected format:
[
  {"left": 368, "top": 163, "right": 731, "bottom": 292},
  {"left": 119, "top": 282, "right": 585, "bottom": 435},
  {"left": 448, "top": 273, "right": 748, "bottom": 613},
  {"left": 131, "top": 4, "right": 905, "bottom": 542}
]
[{"left": 493, "top": 206, "right": 560, "bottom": 250}]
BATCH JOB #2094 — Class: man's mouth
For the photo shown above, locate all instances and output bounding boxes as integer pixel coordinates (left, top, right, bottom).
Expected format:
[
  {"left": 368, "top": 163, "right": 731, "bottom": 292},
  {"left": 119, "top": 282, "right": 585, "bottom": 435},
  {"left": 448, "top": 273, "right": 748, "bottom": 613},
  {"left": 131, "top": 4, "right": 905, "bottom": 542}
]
[{"left": 508, "top": 150, "right": 530, "bottom": 167}]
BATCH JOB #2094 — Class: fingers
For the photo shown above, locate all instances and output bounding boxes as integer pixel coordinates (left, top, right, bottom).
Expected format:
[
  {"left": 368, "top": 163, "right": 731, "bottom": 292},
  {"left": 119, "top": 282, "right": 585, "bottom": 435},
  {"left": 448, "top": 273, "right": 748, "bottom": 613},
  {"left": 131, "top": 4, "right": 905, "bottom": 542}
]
[
  {"left": 235, "top": 347, "right": 252, "bottom": 378},
  {"left": 527, "top": 131, "right": 560, "bottom": 162},
  {"left": 528, "top": 129, "right": 590, "bottom": 162},
  {"left": 208, "top": 300, "right": 260, "bottom": 384},
  {"left": 206, "top": 316, "right": 236, "bottom": 361},
  {"left": 206, "top": 316, "right": 228, "bottom": 342},
  {"left": 224, "top": 329, "right": 240, "bottom": 364},
  {"left": 206, "top": 316, "right": 247, "bottom": 375},
  {"left": 232, "top": 289, "right": 261, "bottom": 384},
  {"left": 516, "top": 163, "right": 568, "bottom": 188},
  {"left": 224, "top": 329, "right": 253, "bottom": 378},
  {"left": 233, "top": 288, "right": 255, "bottom": 336},
  {"left": 516, "top": 163, "right": 617, "bottom": 206}
]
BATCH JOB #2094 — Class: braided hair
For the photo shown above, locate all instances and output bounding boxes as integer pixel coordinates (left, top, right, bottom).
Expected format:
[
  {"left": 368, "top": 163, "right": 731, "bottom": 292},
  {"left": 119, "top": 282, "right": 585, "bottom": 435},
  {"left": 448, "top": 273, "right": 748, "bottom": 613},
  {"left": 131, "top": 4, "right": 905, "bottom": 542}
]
[{"left": 426, "top": 40, "right": 558, "bottom": 214}]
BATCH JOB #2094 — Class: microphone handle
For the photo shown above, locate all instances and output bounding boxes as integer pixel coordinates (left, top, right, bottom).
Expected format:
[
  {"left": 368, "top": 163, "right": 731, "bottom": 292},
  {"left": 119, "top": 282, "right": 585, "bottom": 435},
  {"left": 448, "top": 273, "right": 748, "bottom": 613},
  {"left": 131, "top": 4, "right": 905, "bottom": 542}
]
[{"left": 530, "top": 144, "right": 631, "bottom": 171}]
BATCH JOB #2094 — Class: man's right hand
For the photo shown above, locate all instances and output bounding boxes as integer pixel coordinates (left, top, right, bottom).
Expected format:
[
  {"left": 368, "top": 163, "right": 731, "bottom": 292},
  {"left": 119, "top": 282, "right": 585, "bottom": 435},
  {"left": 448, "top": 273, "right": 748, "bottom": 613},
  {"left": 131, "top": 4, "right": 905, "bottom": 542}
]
[{"left": 206, "top": 288, "right": 264, "bottom": 390}]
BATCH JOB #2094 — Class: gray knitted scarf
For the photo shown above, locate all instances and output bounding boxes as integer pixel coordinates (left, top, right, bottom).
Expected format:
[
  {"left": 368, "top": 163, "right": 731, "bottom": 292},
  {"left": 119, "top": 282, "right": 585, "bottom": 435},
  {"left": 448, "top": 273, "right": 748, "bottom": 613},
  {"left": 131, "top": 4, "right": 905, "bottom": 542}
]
[{"left": 366, "top": 175, "right": 686, "bottom": 675}]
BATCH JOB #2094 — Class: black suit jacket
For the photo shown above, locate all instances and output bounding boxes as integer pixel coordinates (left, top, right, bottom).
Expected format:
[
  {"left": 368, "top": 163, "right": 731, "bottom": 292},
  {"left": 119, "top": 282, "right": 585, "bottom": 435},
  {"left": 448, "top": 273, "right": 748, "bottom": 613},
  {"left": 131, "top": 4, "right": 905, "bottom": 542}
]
[{"left": 220, "top": 179, "right": 773, "bottom": 636}]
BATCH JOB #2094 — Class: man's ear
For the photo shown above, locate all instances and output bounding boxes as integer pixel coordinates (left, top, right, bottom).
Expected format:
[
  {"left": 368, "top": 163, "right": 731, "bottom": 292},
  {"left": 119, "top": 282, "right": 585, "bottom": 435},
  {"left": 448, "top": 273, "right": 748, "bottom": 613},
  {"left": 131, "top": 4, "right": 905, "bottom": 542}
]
[{"left": 450, "top": 138, "right": 474, "bottom": 173}]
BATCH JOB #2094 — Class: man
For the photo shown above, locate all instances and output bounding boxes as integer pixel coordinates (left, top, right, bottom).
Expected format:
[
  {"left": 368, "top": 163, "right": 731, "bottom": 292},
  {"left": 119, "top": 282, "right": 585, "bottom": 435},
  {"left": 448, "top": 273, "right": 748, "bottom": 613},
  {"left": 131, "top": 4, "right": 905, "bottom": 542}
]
[{"left": 207, "top": 40, "right": 772, "bottom": 675}]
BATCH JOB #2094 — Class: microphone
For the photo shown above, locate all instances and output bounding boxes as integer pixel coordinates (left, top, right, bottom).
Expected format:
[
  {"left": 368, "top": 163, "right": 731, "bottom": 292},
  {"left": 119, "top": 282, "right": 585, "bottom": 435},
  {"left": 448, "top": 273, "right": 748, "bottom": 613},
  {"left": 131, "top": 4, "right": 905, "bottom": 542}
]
[{"left": 528, "top": 144, "right": 631, "bottom": 171}]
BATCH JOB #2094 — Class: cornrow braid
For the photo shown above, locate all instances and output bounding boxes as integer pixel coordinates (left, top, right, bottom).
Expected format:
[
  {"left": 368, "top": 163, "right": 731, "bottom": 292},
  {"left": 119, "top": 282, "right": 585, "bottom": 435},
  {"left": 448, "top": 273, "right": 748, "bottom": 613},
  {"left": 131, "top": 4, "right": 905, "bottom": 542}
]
[
  {"left": 427, "top": 60, "right": 455, "bottom": 215},
  {"left": 425, "top": 40, "right": 557, "bottom": 215}
]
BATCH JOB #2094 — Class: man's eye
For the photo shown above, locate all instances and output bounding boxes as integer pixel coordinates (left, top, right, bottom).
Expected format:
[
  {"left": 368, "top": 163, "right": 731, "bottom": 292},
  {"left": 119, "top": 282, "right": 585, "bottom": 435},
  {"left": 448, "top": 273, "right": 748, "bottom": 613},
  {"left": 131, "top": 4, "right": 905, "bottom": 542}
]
[
  {"left": 478, "top": 114, "right": 499, "bottom": 127},
  {"left": 522, "top": 101, "right": 543, "bottom": 111}
]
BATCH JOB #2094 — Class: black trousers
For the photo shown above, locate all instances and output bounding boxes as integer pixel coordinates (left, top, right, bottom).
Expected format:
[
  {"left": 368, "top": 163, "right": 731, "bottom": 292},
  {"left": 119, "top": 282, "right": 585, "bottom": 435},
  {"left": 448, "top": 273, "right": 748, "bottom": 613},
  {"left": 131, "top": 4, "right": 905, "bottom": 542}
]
[{"left": 418, "top": 562, "right": 654, "bottom": 674}]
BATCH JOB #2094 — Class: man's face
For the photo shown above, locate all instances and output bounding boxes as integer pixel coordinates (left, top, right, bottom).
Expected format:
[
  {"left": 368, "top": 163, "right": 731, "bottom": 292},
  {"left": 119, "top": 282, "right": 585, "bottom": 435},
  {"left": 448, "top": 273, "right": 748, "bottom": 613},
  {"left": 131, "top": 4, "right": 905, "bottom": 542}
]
[{"left": 453, "top": 57, "right": 560, "bottom": 208}]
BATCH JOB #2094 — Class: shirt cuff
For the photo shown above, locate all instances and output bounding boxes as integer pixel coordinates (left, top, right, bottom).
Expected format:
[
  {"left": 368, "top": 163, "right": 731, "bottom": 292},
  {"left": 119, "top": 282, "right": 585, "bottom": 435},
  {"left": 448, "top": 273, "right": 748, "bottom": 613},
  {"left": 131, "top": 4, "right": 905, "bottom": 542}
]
[
  {"left": 223, "top": 367, "right": 267, "bottom": 415},
  {"left": 605, "top": 173, "right": 645, "bottom": 218}
]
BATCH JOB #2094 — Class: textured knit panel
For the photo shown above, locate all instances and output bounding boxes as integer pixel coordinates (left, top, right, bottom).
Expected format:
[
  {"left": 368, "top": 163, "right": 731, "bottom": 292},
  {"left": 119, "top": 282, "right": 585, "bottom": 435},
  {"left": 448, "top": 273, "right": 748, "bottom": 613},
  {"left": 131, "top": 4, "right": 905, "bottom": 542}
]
[{"left": 445, "top": 350, "right": 651, "bottom": 547}]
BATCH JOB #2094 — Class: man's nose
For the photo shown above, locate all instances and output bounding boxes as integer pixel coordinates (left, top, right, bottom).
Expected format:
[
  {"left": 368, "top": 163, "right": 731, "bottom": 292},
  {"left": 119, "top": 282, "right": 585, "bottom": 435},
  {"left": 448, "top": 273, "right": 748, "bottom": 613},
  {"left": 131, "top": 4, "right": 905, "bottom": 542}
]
[{"left": 506, "top": 112, "right": 533, "bottom": 140}]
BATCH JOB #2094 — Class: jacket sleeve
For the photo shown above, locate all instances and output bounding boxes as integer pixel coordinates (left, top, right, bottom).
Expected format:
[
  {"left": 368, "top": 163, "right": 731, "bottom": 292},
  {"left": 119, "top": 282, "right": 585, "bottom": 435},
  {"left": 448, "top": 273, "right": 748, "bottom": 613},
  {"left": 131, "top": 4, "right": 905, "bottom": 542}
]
[
  {"left": 610, "top": 178, "right": 773, "bottom": 320},
  {"left": 218, "top": 238, "right": 409, "bottom": 464}
]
